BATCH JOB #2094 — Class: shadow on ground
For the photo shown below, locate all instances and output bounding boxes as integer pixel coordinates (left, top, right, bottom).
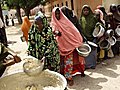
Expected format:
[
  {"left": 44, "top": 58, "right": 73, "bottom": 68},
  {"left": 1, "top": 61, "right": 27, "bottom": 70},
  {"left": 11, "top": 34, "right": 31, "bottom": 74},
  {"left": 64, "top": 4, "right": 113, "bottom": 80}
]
[
  {"left": 68, "top": 75, "right": 107, "bottom": 90},
  {"left": 68, "top": 56, "right": 120, "bottom": 90}
]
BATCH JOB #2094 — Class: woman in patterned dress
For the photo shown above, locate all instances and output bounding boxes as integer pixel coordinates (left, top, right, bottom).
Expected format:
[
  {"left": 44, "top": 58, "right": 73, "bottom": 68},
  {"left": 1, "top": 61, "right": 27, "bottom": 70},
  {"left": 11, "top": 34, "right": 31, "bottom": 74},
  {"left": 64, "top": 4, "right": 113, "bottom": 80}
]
[
  {"left": 28, "top": 11, "right": 60, "bottom": 72},
  {"left": 51, "top": 7, "right": 84, "bottom": 86}
]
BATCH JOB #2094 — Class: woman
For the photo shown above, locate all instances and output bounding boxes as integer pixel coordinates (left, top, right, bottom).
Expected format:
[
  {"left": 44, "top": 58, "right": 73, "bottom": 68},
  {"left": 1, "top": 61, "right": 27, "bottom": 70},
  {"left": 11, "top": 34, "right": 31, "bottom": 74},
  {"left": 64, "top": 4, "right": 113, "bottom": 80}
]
[
  {"left": 97, "top": 5, "right": 109, "bottom": 29},
  {"left": 107, "top": 13, "right": 119, "bottom": 56},
  {"left": 109, "top": 4, "right": 120, "bottom": 56},
  {"left": 61, "top": 6, "right": 87, "bottom": 41},
  {"left": 80, "top": 5, "right": 97, "bottom": 41},
  {"left": 79, "top": 5, "right": 97, "bottom": 69},
  {"left": 51, "top": 7, "right": 85, "bottom": 86},
  {"left": 110, "top": 4, "right": 120, "bottom": 25},
  {"left": 21, "top": 16, "right": 31, "bottom": 43},
  {"left": 28, "top": 11, "right": 60, "bottom": 72},
  {"left": 94, "top": 9, "right": 114, "bottom": 60}
]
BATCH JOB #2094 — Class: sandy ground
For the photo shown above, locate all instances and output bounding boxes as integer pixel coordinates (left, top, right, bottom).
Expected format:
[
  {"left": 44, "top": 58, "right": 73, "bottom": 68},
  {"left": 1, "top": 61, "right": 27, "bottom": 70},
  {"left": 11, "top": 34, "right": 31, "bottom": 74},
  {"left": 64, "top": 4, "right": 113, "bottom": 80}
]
[{"left": 4, "top": 25, "right": 120, "bottom": 90}]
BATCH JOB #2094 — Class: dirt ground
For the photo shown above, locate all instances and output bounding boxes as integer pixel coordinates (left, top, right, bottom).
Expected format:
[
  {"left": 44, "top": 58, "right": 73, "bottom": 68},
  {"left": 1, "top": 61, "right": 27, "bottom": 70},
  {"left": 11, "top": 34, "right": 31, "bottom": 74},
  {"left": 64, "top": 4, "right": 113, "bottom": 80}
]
[{"left": 4, "top": 25, "right": 120, "bottom": 90}]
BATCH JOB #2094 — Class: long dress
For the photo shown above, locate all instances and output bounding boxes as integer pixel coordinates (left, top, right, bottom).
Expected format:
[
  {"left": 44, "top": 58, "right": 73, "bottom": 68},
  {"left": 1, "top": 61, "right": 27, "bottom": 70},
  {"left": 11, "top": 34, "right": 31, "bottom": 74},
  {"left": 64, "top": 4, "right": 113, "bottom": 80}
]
[
  {"left": 28, "top": 12, "right": 60, "bottom": 72},
  {"left": 51, "top": 7, "right": 84, "bottom": 81},
  {"left": 80, "top": 5, "right": 97, "bottom": 68}
]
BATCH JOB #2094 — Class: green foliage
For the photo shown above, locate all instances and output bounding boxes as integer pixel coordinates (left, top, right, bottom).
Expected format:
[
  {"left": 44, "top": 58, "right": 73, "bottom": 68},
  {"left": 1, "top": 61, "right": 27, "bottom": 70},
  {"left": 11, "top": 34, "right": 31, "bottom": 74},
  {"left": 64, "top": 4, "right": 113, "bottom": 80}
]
[
  {"left": 2, "top": 5, "right": 8, "bottom": 10},
  {"left": 5, "top": 0, "right": 48, "bottom": 10}
]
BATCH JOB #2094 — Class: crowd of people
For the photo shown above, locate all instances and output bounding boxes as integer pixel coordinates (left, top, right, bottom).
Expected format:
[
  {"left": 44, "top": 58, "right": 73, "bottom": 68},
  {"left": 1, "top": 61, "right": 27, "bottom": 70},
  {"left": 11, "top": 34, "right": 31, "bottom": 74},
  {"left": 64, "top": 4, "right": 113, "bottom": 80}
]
[
  {"left": 0, "top": 4, "right": 120, "bottom": 87},
  {"left": 26, "top": 4, "right": 120, "bottom": 86}
]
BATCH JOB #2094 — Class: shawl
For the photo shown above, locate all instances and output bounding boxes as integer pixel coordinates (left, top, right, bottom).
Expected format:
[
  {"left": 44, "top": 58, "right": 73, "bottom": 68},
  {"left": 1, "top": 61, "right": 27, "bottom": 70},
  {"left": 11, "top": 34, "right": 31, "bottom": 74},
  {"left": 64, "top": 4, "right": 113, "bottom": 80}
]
[
  {"left": 21, "top": 16, "right": 31, "bottom": 42},
  {"left": 51, "top": 7, "right": 83, "bottom": 56},
  {"left": 95, "top": 9, "right": 105, "bottom": 25},
  {"left": 80, "top": 5, "right": 97, "bottom": 41},
  {"left": 110, "top": 4, "right": 120, "bottom": 22},
  {"left": 61, "top": 6, "right": 83, "bottom": 33}
]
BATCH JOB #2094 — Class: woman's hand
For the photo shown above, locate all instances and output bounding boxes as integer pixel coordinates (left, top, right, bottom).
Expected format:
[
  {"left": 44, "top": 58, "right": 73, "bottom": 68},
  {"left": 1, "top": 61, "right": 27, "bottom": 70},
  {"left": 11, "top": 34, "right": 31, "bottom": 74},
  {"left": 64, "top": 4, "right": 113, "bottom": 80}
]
[
  {"left": 13, "top": 55, "right": 21, "bottom": 63},
  {"left": 3, "top": 55, "right": 21, "bottom": 67},
  {"left": 54, "top": 30, "right": 62, "bottom": 36},
  {"left": 3, "top": 59, "right": 15, "bottom": 66}
]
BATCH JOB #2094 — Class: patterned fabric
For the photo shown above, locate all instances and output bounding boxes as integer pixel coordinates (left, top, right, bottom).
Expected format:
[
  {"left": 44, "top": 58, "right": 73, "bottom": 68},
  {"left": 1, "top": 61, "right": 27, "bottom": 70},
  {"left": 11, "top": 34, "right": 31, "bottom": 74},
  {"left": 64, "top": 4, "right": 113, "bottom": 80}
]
[
  {"left": 28, "top": 12, "right": 60, "bottom": 72},
  {"left": 64, "top": 53, "right": 73, "bottom": 80},
  {"left": 61, "top": 49, "right": 85, "bottom": 80}
]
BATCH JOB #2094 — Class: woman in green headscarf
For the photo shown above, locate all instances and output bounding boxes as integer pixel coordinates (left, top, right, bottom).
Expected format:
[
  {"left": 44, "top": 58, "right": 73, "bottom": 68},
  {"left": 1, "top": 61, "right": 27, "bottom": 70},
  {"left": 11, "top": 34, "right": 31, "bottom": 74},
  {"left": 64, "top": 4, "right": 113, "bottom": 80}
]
[
  {"left": 28, "top": 11, "right": 60, "bottom": 72},
  {"left": 80, "top": 5, "right": 97, "bottom": 41},
  {"left": 79, "top": 5, "right": 97, "bottom": 69}
]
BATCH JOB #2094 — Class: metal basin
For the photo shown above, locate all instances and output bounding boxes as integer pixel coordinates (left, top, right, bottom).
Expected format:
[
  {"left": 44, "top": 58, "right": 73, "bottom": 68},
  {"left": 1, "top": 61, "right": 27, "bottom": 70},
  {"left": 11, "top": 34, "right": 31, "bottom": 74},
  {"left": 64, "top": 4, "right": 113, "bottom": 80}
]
[
  {"left": 99, "top": 39, "right": 111, "bottom": 50},
  {"left": 76, "top": 43, "right": 91, "bottom": 57},
  {"left": 0, "top": 57, "right": 67, "bottom": 90},
  {"left": 107, "top": 36, "right": 116, "bottom": 46},
  {"left": 93, "top": 24, "right": 105, "bottom": 37},
  {"left": 115, "top": 25, "right": 120, "bottom": 37}
]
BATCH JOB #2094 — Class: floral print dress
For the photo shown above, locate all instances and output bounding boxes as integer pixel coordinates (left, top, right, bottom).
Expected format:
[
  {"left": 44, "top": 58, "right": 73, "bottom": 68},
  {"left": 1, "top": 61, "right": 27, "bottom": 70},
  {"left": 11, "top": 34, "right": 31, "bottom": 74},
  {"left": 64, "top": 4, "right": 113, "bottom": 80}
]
[{"left": 28, "top": 12, "right": 60, "bottom": 72}]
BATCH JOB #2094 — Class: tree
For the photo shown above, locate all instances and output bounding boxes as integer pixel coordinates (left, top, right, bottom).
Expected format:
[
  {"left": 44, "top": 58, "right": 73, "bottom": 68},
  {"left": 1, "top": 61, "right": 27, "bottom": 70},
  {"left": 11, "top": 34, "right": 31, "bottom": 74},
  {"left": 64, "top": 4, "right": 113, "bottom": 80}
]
[
  {"left": 5, "top": 0, "right": 23, "bottom": 24},
  {"left": 19, "top": 0, "right": 48, "bottom": 18},
  {"left": 5, "top": 0, "right": 48, "bottom": 24}
]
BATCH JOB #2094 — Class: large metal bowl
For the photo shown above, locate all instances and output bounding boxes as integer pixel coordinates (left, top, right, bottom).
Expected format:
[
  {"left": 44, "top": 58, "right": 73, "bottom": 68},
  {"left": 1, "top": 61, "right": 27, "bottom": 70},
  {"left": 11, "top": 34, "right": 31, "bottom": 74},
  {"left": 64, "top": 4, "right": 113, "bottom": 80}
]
[
  {"left": 0, "top": 63, "right": 67, "bottom": 90},
  {"left": 76, "top": 43, "right": 91, "bottom": 57}
]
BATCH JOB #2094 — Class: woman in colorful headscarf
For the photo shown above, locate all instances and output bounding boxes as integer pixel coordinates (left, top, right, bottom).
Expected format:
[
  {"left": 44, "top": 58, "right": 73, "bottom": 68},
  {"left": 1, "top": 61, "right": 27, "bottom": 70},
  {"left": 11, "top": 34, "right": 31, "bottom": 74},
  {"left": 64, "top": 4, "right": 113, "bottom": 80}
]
[
  {"left": 51, "top": 7, "right": 85, "bottom": 86},
  {"left": 79, "top": 5, "right": 97, "bottom": 69},
  {"left": 28, "top": 11, "right": 60, "bottom": 72},
  {"left": 21, "top": 16, "right": 31, "bottom": 43}
]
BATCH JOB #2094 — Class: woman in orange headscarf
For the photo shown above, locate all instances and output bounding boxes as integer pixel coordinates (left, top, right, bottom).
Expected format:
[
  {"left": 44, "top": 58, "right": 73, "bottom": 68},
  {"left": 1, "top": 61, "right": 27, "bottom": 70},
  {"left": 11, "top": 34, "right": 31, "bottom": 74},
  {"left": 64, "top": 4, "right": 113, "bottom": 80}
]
[{"left": 21, "top": 16, "right": 31, "bottom": 43}]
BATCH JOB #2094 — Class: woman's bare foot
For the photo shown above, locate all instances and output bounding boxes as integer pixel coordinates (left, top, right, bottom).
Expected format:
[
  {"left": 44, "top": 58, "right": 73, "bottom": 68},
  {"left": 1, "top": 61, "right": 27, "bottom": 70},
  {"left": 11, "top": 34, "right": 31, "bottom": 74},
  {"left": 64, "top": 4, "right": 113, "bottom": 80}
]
[{"left": 67, "top": 79, "right": 74, "bottom": 86}]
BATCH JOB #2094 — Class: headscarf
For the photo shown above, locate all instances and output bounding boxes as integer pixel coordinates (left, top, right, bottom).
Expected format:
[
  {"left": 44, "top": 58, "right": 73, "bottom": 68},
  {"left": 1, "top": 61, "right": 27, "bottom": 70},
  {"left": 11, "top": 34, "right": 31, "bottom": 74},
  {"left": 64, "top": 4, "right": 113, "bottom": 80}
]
[
  {"left": 110, "top": 4, "right": 120, "bottom": 22},
  {"left": 0, "top": 18, "right": 4, "bottom": 28},
  {"left": 97, "top": 5, "right": 107, "bottom": 15},
  {"left": 80, "top": 5, "right": 97, "bottom": 41},
  {"left": 35, "top": 11, "right": 49, "bottom": 28},
  {"left": 51, "top": 7, "right": 83, "bottom": 56},
  {"left": 61, "top": 6, "right": 82, "bottom": 33},
  {"left": 95, "top": 9, "right": 105, "bottom": 25},
  {"left": 61, "top": 6, "right": 74, "bottom": 23},
  {"left": 97, "top": 5, "right": 108, "bottom": 21}
]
